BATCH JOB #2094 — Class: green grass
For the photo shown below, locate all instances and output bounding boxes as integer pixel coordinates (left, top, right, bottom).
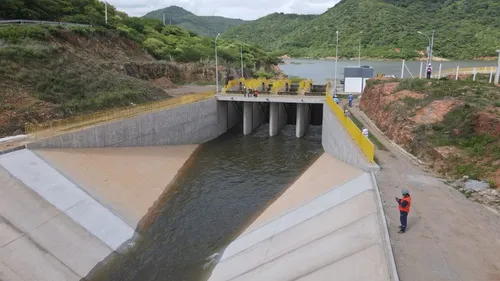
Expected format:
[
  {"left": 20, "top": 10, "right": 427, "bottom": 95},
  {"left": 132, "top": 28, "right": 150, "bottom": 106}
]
[{"left": 0, "top": 40, "right": 170, "bottom": 136}]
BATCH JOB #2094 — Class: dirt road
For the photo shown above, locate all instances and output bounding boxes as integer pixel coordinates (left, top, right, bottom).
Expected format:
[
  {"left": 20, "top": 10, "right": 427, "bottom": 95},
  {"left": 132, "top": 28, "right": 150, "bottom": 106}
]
[{"left": 349, "top": 104, "right": 500, "bottom": 281}]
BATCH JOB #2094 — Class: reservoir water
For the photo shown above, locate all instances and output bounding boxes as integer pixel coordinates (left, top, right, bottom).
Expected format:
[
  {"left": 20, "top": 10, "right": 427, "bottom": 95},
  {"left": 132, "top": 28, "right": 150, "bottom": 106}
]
[
  {"left": 280, "top": 59, "right": 497, "bottom": 83},
  {"left": 86, "top": 124, "right": 323, "bottom": 281}
]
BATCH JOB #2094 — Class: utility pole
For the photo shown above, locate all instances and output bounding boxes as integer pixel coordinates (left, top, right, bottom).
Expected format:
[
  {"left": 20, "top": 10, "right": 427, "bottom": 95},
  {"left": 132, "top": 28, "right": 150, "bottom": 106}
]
[
  {"left": 162, "top": 13, "right": 165, "bottom": 25},
  {"left": 215, "top": 33, "right": 221, "bottom": 94},
  {"left": 104, "top": 2, "right": 108, "bottom": 24},
  {"left": 358, "top": 31, "right": 362, "bottom": 67},
  {"left": 334, "top": 30, "right": 339, "bottom": 96},
  {"left": 495, "top": 50, "right": 500, "bottom": 85}
]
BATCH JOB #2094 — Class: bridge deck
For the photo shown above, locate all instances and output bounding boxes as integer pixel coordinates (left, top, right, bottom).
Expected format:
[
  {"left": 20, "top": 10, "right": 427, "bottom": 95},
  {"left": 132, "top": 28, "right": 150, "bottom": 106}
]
[{"left": 216, "top": 94, "right": 325, "bottom": 104}]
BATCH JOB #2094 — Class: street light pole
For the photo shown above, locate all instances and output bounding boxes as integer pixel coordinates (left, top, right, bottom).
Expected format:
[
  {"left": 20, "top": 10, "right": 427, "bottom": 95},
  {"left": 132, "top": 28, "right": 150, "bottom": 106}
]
[
  {"left": 417, "top": 31, "right": 431, "bottom": 65},
  {"left": 240, "top": 44, "right": 244, "bottom": 78},
  {"left": 430, "top": 30, "right": 435, "bottom": 64},
  {"left": 236, "top": 35, "right": 244, "bottom": 78},
  {"left": 495, "top": 50, "right": 500, "bottom": 85},
  {"left": 215, "top": 33, "right": 220, "bottom": 94},
  {"left": 104, "top": 2, "right": 108, "bottom": 24},
  {"left": 334, "top": 30, "right": 339, "bottom": 96},
  {"left": 358, "top": 31, "right": 362, "bottom": 67}
]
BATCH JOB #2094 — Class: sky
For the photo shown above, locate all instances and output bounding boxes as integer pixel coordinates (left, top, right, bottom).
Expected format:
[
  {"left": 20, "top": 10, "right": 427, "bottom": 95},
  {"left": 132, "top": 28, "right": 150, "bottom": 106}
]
[{"left": 107, "top": 0, "right": 341, "bottom": 20}]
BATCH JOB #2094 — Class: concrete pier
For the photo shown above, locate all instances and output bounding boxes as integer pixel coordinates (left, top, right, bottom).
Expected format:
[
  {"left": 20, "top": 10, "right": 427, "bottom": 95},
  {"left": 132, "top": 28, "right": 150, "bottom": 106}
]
[
  {"left": 243, "top": 102, "right": 266, "bottom": 135},
  {"left": 296, "top": 103, "right": 310, "bottom": 138},
  {"left": 269, "top": 103, "right": 287, "bottom": 136}
]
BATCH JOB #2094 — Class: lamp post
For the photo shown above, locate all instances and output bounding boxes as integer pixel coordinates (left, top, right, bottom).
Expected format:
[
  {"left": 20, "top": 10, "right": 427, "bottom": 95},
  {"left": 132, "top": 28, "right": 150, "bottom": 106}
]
[
  {"left": 215, "top": 33, "right": 220, "bottom": 94},
  {"left": 104, "top": 2, "right": 108, "bottom": 24},
  {"left": 417, "top": 30, "right": 434, "bottom": 65},
  {"left": 358, "top": 31, "right": 362, "bottom": 67},
  {"left": 334, "top": 30, "right": 339, "bottom": 96},
  {"left": 236, "top": 35, "right": 244, "bottom": 78},
  {"left": 495, "top": 50, "right": 500, "bottom": 85}
]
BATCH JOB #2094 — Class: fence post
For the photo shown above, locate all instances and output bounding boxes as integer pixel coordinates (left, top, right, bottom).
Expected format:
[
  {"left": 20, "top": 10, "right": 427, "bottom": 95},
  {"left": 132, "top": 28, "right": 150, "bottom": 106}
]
[
  {"left": 473, "top": 68, "right": 477, "bottom": 81},
  {"left": 490, "top": 67, "right": 494, "bottom": 83},
  {"left": 419, "top": 62, "right": 423, "bottom": 79},
  {"left": 401, "top": 60, "right": 405, "bottom": 79},
  {"left": 455, "top": 66, "right": 460, "bottom": 80},
  {"left": 438, "top": 63, "right": 442, "bottom": 79}
]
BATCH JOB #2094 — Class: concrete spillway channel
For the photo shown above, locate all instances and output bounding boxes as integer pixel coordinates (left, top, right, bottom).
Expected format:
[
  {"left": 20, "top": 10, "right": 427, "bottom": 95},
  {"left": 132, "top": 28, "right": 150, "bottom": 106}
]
[{"left": 0, "top": 96, "right": 396, "bottom": 281}]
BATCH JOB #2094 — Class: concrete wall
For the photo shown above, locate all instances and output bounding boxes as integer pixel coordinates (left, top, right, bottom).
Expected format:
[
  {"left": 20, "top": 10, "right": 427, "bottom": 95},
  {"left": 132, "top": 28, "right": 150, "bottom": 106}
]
[
  {"left": 27, "top": 99, "right": 241, "bottom": 149},
  {"left": 322, "top": 103, "right": 378, "bottom": 172}
]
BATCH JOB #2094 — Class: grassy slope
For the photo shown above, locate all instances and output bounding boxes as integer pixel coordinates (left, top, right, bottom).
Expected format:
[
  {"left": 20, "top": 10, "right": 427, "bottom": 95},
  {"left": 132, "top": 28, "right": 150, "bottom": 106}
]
[
  {"left": 365, "top": 78, "right": 500, "bottom": 185},
  {"left": 142, "top": 6, "right": 247, "bottom": 37},
  {"left": 223, "top": 0, "right": 500, "bottom": 59},
  {"left": 0, "top": 27, "right": 169, "bottom": 137}
]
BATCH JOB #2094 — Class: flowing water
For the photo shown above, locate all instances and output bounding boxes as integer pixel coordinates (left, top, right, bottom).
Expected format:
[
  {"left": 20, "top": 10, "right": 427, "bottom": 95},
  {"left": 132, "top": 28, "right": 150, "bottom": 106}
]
[
  {"left": 86, "top": 124, "right": 323, "bottom": 281},
  {"left": 280, "top": 59, "right": 497, "bottom": 83}
]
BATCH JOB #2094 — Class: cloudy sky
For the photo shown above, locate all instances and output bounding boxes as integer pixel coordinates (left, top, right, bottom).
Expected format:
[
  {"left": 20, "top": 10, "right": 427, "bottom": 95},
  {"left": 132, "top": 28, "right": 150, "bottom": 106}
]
[{"left": 107, "top": 0, "right": 341, "bottom": 20}]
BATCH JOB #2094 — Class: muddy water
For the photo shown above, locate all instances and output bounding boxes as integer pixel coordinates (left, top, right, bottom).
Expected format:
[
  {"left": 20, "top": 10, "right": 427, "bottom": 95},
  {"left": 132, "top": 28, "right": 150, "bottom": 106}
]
[{"left": 85, "top": 124, "right": 323, "bottom": 281}]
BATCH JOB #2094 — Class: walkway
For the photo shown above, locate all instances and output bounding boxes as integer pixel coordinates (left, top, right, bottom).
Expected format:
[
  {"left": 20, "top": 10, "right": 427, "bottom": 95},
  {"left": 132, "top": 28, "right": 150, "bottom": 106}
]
[
  {"left": 208, "top": 153, "right": 395, "bottom": 281},
  {"left": 348, "top": 103, "right": 500, "bottom": 281},
  {"left": 216, "top": 94, "right": 325, "bottom": 104}
]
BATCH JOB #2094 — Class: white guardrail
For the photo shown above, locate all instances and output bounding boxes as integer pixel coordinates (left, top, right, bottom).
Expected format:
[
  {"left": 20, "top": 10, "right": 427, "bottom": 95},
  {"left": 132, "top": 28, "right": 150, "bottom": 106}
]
[{"left": 0, "top": 19, "right": 92, "bottom": 27}]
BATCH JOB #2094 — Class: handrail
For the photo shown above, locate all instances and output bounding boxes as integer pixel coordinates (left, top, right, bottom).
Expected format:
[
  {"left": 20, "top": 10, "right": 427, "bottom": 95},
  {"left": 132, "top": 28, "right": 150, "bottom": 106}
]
[
  {"left": 26, "top": 92, "right": 214, "bottom": 139},
  {"left": 326, "top": 94, "right": 375, "bottom": 162},
  {"left": 0, "top": 19, "right": 92, "bottom": 27}
]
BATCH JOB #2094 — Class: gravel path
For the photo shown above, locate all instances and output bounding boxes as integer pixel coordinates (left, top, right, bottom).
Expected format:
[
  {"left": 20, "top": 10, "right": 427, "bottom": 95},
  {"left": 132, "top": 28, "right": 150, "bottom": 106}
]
[{"left": 349, "top": 103, "right": 500, "bottom": 281}]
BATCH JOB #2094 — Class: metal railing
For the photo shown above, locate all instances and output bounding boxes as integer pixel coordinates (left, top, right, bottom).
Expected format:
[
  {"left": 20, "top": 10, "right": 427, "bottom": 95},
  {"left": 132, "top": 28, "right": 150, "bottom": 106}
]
[
  {"left": 326, "top": 95, "right": 375, "bottom": 162},
  {"left": 26, "top": 92, "right": 215, "bottom": 139},
  {"left": 0, "top": 19, "right": 92, "bottom": 27}
]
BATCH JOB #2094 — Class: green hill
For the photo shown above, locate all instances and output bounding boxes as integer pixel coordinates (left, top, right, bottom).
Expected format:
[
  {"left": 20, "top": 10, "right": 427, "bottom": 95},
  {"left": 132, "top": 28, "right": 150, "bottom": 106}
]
[
  {"left": 223, "top": 0, "right": 500, "bottom": 60},
  {"left": 0, "top": 1, "right": 278, "bottom": 137},
  {"left": 142, "top": 6, "right": 247, "bottom": 37}
]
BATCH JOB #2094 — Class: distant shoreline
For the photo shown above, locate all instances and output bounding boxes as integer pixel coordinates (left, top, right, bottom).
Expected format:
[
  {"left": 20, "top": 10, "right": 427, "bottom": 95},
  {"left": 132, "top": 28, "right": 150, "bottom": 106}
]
[{"left": 279, "top": 55, "right": 498, "bottom": 62}]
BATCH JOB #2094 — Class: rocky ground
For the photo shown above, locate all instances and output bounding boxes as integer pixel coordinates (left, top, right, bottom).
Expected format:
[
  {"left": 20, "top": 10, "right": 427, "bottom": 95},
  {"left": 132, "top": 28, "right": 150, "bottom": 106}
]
[{"left": 349, "top": 103, "right": 500, "bottom": 281}]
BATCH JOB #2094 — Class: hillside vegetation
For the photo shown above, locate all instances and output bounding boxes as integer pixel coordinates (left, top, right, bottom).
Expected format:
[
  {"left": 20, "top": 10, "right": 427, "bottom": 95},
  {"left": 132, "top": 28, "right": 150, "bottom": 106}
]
[
  {"left": 360, "top": 78, "right": 500, "bottom": 186},
  {"left": 224, "top": 0, "right": 500, "bottom": 60},
  {"left": 0, "top": 1, "right": 278, "bottom": 137},
  {"left": 143, "top": 6, "right": 247, "bottom": 37}
]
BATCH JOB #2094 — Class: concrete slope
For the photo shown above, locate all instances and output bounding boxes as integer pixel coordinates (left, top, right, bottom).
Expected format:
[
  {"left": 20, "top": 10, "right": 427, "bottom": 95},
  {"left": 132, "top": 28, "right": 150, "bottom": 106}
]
[
  {"left": 208, "top": 154, "right": 393, "bottom": 281},
  {"left": 0, "top": 149, "right": 134, "bottom": 251},
  {"left": 0, "top": 166, "right": 112, "bottom": 281},
  {"left": 34, "top": 146, "right": 197, "bottom": 228}
]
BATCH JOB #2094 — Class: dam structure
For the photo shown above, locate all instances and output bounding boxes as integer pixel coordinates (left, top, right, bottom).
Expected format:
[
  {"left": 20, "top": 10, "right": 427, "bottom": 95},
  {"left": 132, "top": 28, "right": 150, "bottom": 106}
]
[{"left": 0, "top": 83, "right": 396, "bottom": 281}]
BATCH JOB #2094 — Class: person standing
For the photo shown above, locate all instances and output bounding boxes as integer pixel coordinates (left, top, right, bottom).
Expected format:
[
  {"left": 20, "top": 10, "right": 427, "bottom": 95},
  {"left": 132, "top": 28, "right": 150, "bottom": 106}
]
[
  {"left": 426, "top": 63, "right": 433, "bottom": 79},
  {"left": 334, "top": 95, "right": 340, "bottom": 104},
  {"left": 348, "top": 93, "right": 354, "bottom": 107},
  {"left": 395, "top": 189, "right": 411, "bottom": 233},
  {"left": 362, "top": 127, "right": 369, "bottom": 138}
]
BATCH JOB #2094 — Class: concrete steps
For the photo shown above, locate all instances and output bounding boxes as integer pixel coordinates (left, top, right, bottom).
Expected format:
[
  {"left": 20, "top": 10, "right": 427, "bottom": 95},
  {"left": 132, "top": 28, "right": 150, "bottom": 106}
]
[{"left": 0, "top": 149, "right": 135, "bottom": 280}]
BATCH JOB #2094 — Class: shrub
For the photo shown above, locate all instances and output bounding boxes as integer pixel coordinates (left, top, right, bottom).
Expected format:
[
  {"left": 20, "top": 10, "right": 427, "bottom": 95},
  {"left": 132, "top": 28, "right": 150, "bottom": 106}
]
[{"left": 0, "top": 25, "right": 50, "bottom": 43}]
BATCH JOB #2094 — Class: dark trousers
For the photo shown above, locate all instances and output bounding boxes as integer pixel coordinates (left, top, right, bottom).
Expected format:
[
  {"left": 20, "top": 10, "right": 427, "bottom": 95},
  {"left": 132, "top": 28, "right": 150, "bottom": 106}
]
[
  {"left": 426, "top": 72, "right": 431, "bottom": 79},
  {"left": 348, "top": 100, "right": 353, "bottom": 107},
  {"left": 400, "top": 211, "right": 408, "bottom": 231}
]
